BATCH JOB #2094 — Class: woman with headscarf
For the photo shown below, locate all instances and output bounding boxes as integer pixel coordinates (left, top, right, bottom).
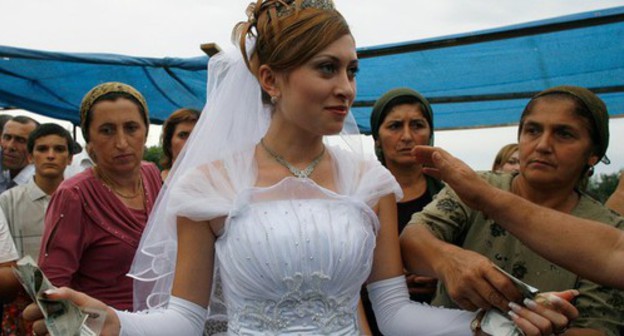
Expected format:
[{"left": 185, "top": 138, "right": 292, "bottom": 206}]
[
  {"left": 370, "top": 88, "right": 443, "bottom": 234},
  {"left": 362, "top": 88, "right": 441, "bottom": 334},
  {"left": 410, "top": 146, "right": 624, "bottom": 290},
  {"left": 38, "top": 82, "right": 162, "bottom": 311},
  {"left": 401, "top": 85, "right": 624, "bottom": 334}
]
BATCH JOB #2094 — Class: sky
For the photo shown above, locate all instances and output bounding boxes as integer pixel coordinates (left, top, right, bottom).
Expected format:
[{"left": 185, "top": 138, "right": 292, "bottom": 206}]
[{"left": 2, "top": 0, "right": 624, "bottom": 174}]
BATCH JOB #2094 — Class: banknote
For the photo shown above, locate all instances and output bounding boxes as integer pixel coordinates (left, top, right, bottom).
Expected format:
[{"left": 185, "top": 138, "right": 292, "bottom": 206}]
[
  {"left": 481, "top": 308, "right": 524, "bottom": 336},
  {"left": 493, "top": 264, "right": 539, "bottom": 299},
  {"left": 478, "top": 264, "right": 542, "bottom": 335},
  {"left": 12, "top": 256, "right": 104, "bottom": 336}
]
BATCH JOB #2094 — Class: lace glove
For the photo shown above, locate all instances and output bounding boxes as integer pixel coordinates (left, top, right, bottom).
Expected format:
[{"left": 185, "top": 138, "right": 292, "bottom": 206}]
[
  {"left": 117, "top": 296, "right": 206, "bottom": 336},
  {"left": 367, "top": 275, "right": 475, "bottom": 336}
]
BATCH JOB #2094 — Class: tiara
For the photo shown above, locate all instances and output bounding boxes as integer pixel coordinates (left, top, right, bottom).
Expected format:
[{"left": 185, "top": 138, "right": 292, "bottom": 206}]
[
  {"left": 244, "top": 0, "right": 335, "bottom": 35},
  {"left": 271, "top": 0, "right": 335, "bottom": 17}
]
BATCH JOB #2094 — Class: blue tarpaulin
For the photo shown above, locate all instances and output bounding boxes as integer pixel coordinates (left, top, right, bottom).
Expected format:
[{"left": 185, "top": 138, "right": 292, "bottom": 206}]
[
  {"left": 1, "top": 6, "right": 623, "bottom": 131},
  {"left": 353, "top": 6, "right": 624, "bottom": 132},
  {"left": 0, "top": 50, "right": 208, "bottom": 125}
]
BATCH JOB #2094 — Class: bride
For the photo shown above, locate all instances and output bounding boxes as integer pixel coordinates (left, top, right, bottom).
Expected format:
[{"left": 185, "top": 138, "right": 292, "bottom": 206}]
[{"left": 26, "top": 1, "right": 576, "bottom": 335}]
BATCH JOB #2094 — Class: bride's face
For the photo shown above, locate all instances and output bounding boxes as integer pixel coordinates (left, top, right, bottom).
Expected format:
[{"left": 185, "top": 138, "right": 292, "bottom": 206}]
[{"left": 274, "top": 34, "right": 358, "bottom": 136}]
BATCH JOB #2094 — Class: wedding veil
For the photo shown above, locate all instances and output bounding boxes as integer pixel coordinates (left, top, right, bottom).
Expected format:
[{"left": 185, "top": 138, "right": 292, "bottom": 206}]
[{"left": 128, "top": 39, "right": 364, "bottom": 315}]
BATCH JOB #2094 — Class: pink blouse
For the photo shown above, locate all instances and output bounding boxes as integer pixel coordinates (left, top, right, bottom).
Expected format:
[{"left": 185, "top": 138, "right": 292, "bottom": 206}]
[{"left": 39, "top": 162, "right": 161, "bottom": 310}]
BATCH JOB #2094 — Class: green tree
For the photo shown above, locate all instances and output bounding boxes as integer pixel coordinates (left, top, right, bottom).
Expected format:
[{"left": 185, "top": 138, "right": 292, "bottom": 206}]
[
  {"left": 586, "top": 172, "right": 620, "bottom": 203},
  {"left": 143, "top": 145, "right": 163, "bottom": 170}
]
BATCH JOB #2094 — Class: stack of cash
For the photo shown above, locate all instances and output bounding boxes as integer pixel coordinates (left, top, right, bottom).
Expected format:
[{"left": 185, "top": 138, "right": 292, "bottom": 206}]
[{"left": 12, "top": 256, "right": 104, "bottom": 336}]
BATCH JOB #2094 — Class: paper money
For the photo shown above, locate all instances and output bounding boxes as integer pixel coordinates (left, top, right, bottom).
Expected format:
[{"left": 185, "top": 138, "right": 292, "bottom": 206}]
[
  {"left": 493, "top": 264, "right": 539, "bottom": 299},
  {"left": 12, "top": 256, "right": 104, "bottom": 336},
  {"left": 479, "top": 265, "right": 542, "bottom": 335},
  {"left": 481, "top": 309, "right": 524, "bottom": 336}
]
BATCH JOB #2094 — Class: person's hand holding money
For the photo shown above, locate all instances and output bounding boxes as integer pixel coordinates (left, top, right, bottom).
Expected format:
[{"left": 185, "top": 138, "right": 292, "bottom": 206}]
[
  {"left": 474, "top": 290, "right": 578, "bottom": 336},
  {"left": 23, "top": 287, "right": 121, "bottom": 336},
  {"left": 508, "top": 290, "right": 579, "bottom": 335},
  {"left": 435, "top": 246, "right": 523, "bottom": 312}
]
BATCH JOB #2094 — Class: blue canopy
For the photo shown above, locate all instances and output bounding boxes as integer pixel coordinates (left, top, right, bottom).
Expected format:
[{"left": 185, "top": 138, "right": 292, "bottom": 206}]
[
  {"left": 1, "top": 6, "right": 623, "bottom": 131},
  {"left": 0, "top": 49, "right": 208, "bottom": 125},
  {"left": 353, "top": 6, "right": 624, "bottom": 132}
]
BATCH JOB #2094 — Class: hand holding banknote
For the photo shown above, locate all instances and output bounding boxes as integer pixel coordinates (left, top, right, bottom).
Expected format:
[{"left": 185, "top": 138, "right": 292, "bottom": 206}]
[
  {"left": 475, "top": 265, "right": 579, "bottom": 336},
  {"left": 13, "top": 256, "right": 111, "bottom": 336}
]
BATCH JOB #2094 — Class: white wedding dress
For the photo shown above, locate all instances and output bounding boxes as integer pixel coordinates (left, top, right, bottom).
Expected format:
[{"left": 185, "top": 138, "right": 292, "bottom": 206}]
[
  {"left": 127, "top": 46, "right": 473, "bottom": 336},
  {"left": 167, "top": 145, "right": 399, "bottom": 334},
  {"left": 137, "top": 144, "right": 472, "bottom": 336}
]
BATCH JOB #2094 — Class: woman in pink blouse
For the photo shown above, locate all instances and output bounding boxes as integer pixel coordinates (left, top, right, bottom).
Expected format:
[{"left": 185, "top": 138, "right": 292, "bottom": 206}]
[{"left": 38, "top": 82, "right": 162, "bottom": 310}]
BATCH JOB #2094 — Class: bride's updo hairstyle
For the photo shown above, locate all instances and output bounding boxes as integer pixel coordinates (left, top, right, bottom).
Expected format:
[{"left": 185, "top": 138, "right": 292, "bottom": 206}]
[{"left": 234, "top": 0, "right": 351, "bottom": 104}]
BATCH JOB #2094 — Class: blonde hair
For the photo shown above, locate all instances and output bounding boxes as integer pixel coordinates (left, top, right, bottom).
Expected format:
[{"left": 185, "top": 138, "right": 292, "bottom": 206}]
[{"left": 492, "top": 143, "right": 518, "bottom": 171}]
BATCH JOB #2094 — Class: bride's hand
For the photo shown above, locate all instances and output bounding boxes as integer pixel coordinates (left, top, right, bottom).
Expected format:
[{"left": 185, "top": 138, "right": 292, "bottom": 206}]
[
  {"left": 509, "top": 290, "right": 579, "bottom": 335},
  {"left": 23, "top": 287, "right": 121, "bottom": 336}
]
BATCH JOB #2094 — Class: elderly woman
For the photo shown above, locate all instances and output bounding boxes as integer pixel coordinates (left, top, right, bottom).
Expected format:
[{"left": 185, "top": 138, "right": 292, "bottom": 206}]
[
  {"left": 401, "top": 85, "right": 624, "bottom": 334},
  {"left": 38, "top": 82, "right": 162, "bottom": 311},
  {"left": 492, "top": 143, "right": 519, "bottom": 173},
  {"left": 160, "top": 108, "right": 200, "bottom": 181},
  {"left": 411, "top": 146, "right": 624, "bottom": 291}
]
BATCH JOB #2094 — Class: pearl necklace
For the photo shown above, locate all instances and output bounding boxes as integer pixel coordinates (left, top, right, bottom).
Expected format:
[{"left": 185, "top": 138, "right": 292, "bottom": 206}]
[{"left": 260, "top": 138, "right": 325, "bottom": 178}]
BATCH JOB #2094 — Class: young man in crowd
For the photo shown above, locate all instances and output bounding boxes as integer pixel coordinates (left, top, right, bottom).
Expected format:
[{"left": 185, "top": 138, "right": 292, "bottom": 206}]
[
  {"left": 0, "top": 123, "right": 74, "bottom": 334},
  {"left": 0, "top": 123, "right": 74, "bottom": 259}
]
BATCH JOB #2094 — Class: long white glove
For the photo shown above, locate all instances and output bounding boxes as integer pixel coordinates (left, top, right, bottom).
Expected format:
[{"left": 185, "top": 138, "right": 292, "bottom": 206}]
[
  {"left": 117, "top": 296, "right": 206, "bottom": 336},
  {"left": 367, "top": 275, "right": 475, "bottom": 336}
]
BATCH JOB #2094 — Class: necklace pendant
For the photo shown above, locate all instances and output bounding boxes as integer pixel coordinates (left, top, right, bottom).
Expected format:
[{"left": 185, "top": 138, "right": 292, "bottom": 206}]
[
  {"left": 260, "top": 138, "right": 325, "bottom": 179},
  {"left": 294, "top": 170, "right": 308, "bottom": 179}
]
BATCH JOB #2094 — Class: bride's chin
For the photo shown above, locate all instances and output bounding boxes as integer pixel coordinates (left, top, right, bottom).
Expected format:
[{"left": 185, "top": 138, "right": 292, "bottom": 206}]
[{"left": 322, "top": 123, "right": 347, "bottom": 136}]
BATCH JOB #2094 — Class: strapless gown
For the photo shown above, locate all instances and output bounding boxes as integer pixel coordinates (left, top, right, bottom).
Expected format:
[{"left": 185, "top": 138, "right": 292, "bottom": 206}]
[{"left": 218, "top": 177, "right": 379, "bottom": 334}]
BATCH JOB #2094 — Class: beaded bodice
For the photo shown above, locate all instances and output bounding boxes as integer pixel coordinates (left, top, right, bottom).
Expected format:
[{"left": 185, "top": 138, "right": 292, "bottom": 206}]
[{"left": 215, "top": 178, "right": 379, "bottom": 335}]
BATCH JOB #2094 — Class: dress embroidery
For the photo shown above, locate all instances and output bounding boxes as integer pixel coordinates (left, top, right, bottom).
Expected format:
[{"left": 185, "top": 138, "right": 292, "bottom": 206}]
[
  {"left": 216, "top": 180, "right": 379, "bottom": 335},
  {"left": 229, "top": 272, "right": 354, "bottom": 334}
]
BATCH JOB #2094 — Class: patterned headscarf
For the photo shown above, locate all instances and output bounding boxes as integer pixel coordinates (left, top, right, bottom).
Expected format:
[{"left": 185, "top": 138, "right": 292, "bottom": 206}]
[
  {"left": 79, "top": 82, "right": 149, "bottom": 142},
  {"left": 522, "top": 85, "right": 609, "bottom": 163}
]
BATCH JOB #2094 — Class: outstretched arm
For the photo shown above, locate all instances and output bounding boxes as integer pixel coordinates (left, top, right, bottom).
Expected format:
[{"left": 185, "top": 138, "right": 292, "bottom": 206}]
[
  {"left": 26, "top": 216, "right": 216, "bottom": 336},
  {"left": 411, "top": 145, "right": 624, "bottom": 289}
]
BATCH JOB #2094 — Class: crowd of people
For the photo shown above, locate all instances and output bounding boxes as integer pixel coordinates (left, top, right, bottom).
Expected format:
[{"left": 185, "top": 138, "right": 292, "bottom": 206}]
[{"left": 0, "top": 0, "right": 623, "bottom": 335}]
